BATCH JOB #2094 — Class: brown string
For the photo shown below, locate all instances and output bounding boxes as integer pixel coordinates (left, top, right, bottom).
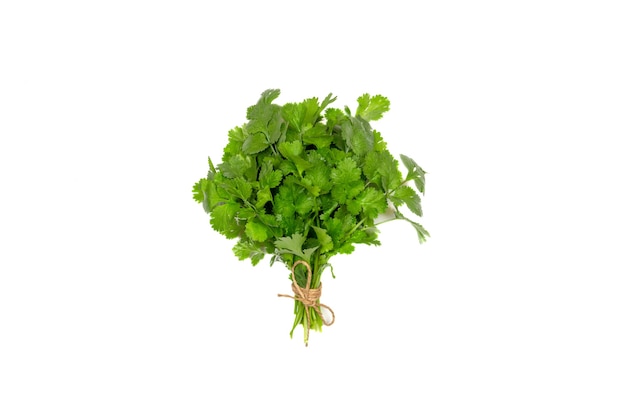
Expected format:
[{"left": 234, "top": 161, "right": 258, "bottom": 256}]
[{"left": 277, "top": 260, "right": 335, "bottom": 345}]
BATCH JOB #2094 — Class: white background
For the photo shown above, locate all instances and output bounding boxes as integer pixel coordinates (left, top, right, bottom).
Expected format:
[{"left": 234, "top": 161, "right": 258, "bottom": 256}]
[{"left": 1, "top": 1, "right": 625, "bottom": 415}]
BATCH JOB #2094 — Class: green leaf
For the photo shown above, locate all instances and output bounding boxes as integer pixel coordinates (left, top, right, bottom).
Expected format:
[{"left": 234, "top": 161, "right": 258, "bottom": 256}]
[
  {"left": 192, "top": 178, "right": 206, "bottom": 204},
  {"left": 304, "top": 160, "right": 332, "bottom": 194},
  {"left": 391, "top": 186, "right": 422, "bottom": 216},
  {"left": 256, "top": 187, "right": 273, "bottom": 209},
  {"left": 282, "top": 102, "right": 305, "bottom": 132},
  {"left": 274, "top": 233, "right": 317, "bottom": 262},
  {"left": 220, "top": 177, "right": 252, "bottom": 202},
  {"left": 330, "top": 159, "right": 365, "bottom": 204},
  {"left": 302, "top": 124, "right": 333, "bottom": 149},
  {"left": 400, "top": 154, "right": 426, "bottom": 194},
  {"left": 259, "top": 160, "right": 283, "bottom": 189},
  {"left": 324, "top": 108, "right": 347, "bottom": 129},
  {"left": 242, "top": 132, "right": 269, "bottom": 154},
  {"left": 245, "top": 219, "right": 271, "bottom": 242},
  {"left": 363, "top": 150, "right": 403, "bottom": 192},
  {"left": 219, "top": 154, "right": 253, "bottom": 178},
  {"left": 278, "top": 141, "right": 312, "bottom": 174},
  {"left": 274, "top": 180, "right": 315, "bottom": 219},
  {"left": 348, "top": 187, "right": 387, "bottom": 219},
  {"left": 355, "top": 94, "right": 390, "bottom": 121},
  {"left": 210, "top": 202, "right": 244, "bottom": 239},
  {"left": 341, "top": 117, "right": 373, "bottom": 156},
  {"left": 331, "top": 157, "right": 361, "bottom": 184},
  {"left": 395, "top": 210, "right": 430, "bottom": 243},
  {"left": 312, "top": 226, "right": 334, "bottom": 253},
  {"left": 233, "top": 239, "right": 266, "bottom": 265},
  {"left": 228, "top": 126, "right": 246, "bottom": 142},
  {"left": 408, "top": 220, "right": 430, "bottom": 243}
]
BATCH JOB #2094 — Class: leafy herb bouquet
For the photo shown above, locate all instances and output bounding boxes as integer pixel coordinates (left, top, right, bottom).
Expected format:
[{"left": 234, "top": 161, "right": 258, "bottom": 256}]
[{"left": 193, "top": 89, "right": 428, "bottom": 345}]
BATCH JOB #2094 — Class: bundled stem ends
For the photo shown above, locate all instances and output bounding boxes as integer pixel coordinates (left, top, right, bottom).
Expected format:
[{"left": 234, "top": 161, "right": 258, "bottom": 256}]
[{"left": 278, "top": 260, "right": 335, "bottom": 346}]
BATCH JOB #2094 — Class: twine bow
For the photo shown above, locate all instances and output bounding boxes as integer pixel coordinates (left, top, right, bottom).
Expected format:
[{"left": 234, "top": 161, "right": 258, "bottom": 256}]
[{"left": 278, "top": 260, "right": 335, "bottom": 345}]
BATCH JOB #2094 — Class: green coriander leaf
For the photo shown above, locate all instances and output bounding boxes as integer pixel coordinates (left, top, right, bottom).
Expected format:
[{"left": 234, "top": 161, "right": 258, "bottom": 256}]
[
  {"left": 312, "top": 226, "right": 333, "bottom": 253},
  {"left": 302, "top": 124, "right": 333, "bottom": 149},
  {"left": 259, "top": 89, "right": 281, "bottom": 104},
  {"left": 324, "top": 108, "right": 347, "bottom": 130},
  {"left": 242, "top": 132, "right": 269, "bottom": 154},
  {"left": 233, "top": 239, "right": 266, "bottom": 265},
  {"left": 408, "top": 220, "right": 430, "bottom": 243},
  {"left": 355, "top": 93, "right": 390, "bottom": 121},
  {"left": 348, "top": 187, "right": 387, "bottom": 219},
  {"left": 278, "top": 141, "right": 312, "bottom": 174},
  {"left": 259, "top": 160, "right": 283, "bottom": 189},
  {"left": 373, "top": 130, "right": 387, "bottom": 152},
  {"left": 390, "top": 186, "right": 422, "bottom": 216},
  {"left": 245, "top": 219, "right": 272, "bottom": 242},
  {"left": 400, "top": 154, "right": 426, "bottom": 194},
  {"left": 255, "top": 187, "right": 272, "bottom": 209},
  {"left": 210, "top": 202, "right": 244, "bottom": 239},
  {"left": 228, "top": 126, "right": 246, "bottom": 142},
  {"left": 274, "top": 233, "right": 317, "bottom": 262},
  {"left": 341, "top": 118, "right": 373, "bottom": 156},
  {"left": 301, "top": 97, "right": 321, "bottom": 126},
  {"left": 331, "top": 157, "right": 361, "bottom": 184},
  {"left": 192, "top": 179, "right": 206, "bottom": 204},
  {"left": 201, "top": 177, "right": 222, "bottom": 213},
  {"left": 337, "top": 242, "right": 355, "bottom": 254},
  {"left": 304, "top": 160, "right": 332, "bottom": 194},
  {"left": 219, "top": 154, "right": 253, "bottom": 178},
  {"left": 282, "top": 102, "right": 305, "bottom": 132},
  {"left": 220, "top": 177, "right": 252, "bottom": 201},
  {"left": 364, "top": 150, "right": 403, "bottom": 192}
]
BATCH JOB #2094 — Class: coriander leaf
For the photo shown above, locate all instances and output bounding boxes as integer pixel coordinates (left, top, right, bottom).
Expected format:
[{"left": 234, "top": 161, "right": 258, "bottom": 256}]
[
  {"left": 324, "top": 108, "right": 347, "bottom": 130},
  {"left": 319, "top": 93, "right": 337, "bottom": 114},
  {"left": 341, "top": 118, "right": 373, "bottom": 156},
  {"left": 363, "top": 150, "right": 403, "bottom": 192},
  {"left": 258, "top": 161, "right": 283, "bottom": 189},
  {"left": 256, "top": 187, "right": 272, "bottom": 209},
  {"left": 200, "top": 177, "right": 222, "bottom": 213},
  {"left": 220, "top": 177, "right": 252, "bottom": 202},
  {"left": 302, "top": 124, "right": 333, "bottom": 149},
  {"left": 242, "top": 132, "right": 269, "bottom": 154},
  {"left": 192, "top": 179, "right": 206, "bottom": 204},
  {"left": 233, "top": 239, "right": 266, "bottom": 265},
  {"left": 228, "top": 126, "right": 246, "bottom": 143},
  {"left": 355, "top": 94, "right": 390, "bottom": 121},
  {"left": 408, "top": 220, "right": 430, "bottom": 243},
  {"left": 259, "top": 89, "right": 281, "bottom": 104},
  {"left": 245, "top": 219, "right": 272, "bottom": 242},
  {"left": 312, "top": 226, "right": 333, "bottom": 253},
  {"left": 304, "top": 160, "right": 332, "bottom": 194},
  {"left": 274, "top": 180, "right": 315, "bottom": 217},
  {"left": 282, "top": 102, "right": 305, "bottom": 132},
  {"left": 400, "top": 154, "right": 426, "bottom": 194},
  {"left": 210, "top": 202, "right": 244, "bottom": 239},
  {"left": 348, "top": 187, "right": 387, "bottom": 219},
  {"left": 373, "top": 130, "right": 387, "bottom": 152},
  {"left": 219, "top": 154, "right": 253, "bottom": 178},
  {"left": 390, "top": 186, "right": 422, "bottom": 216},
  {"left": 394, "top": 210, "right": 430, "bottom": 243},
  {"left": 275, "top": 233, "right": 317, "bottom": 262},
  {"left": 331, "top": 157, "right": 361, "bottom": 184},
  {"left": 278, "top": 141, "right": 312, "bottom": 174}
]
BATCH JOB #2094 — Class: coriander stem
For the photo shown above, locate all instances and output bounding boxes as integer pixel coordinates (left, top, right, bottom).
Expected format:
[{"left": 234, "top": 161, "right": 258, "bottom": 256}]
[{"left": 373, "top": 217, "right": 398, "bottom": 227}]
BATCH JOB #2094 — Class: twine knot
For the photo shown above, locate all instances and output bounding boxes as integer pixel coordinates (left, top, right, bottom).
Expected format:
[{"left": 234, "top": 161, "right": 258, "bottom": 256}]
[{"left": 278, "top": 260, "right": 335, "bottom": 345}]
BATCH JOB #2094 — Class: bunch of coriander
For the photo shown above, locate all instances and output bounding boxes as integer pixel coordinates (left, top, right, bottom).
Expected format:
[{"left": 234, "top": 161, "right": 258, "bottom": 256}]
[{"left": 193, "top": 89, "right": 428, "bottom": 345}]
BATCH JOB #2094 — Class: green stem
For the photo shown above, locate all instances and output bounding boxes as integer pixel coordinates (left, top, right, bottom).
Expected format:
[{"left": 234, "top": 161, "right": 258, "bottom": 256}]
[{"left": 374, "top": 217, "right": 398, "bottom": 227}]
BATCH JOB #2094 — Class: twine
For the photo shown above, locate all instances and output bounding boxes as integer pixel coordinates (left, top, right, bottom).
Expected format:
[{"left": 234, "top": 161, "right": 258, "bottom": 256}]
[{"left": 277, "top": 260, "right": 335, "bottom": 345}]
